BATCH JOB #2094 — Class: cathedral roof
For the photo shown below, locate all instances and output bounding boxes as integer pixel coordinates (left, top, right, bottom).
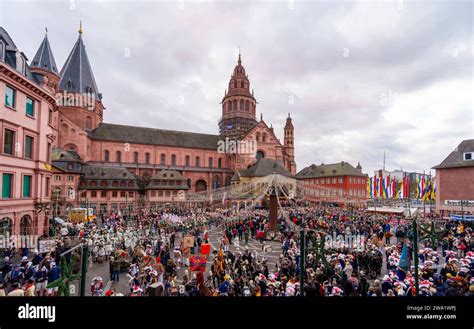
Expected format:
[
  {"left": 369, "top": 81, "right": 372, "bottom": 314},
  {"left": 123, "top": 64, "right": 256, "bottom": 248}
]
[
  {"left": 31, "top": 31, "right": 58, "bottom": 74},
  {"left": 237, "top": 158, "right": 293, "bottom": 178},
  {"left": 296, "top": 161, "right": 367, "bottom": 179},
  {"left": 58, "top": 26, "right": 101, "bottom": 98},
  {"left": 89, "top": 123, "right": 221, "bottom": 150}
]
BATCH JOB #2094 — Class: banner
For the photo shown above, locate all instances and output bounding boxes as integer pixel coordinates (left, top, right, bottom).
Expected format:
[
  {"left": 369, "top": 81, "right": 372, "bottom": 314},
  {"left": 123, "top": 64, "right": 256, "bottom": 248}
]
[{"left": 38, "top": 238, "right": 57, "bottom": 253}]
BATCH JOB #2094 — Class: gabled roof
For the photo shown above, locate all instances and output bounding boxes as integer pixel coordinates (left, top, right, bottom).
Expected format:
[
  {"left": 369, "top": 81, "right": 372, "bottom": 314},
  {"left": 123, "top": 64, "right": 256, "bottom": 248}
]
[
  {"left": 146, "top": 170, "right": 189, "bottom": 190},
  {"left": 296, "top": 161, "right": 367, "bottom": 179},
  {"left": 31, "top": 33, "right": 58, "bottom": 74},
  {"left": 58, "top": 32, "right": 100, "bottom": 98},
  {"left": 433, "top": 139, "right": 474, "bottom": 169},
  {"left": 89, "top": 123, "right": 221, "bottom": 150},
  {"left": 238, "top": 158, "right": 293, "bottom": 178},
  {"left": 52, "top": 148, "right": 83, "bottom": 162}
]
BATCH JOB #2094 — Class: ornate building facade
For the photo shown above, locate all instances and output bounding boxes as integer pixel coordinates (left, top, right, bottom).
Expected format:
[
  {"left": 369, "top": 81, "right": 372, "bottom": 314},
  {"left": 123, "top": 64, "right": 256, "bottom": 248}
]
[{"left": 2, "top": 25, "right": 297, "bottom": 219}]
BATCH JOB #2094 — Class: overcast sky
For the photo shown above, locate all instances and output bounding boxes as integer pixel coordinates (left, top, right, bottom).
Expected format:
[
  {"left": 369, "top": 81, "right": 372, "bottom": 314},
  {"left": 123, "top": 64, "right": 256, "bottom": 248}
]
[{"left": 1, "top": 0, "right": 472, "bottom": 176}]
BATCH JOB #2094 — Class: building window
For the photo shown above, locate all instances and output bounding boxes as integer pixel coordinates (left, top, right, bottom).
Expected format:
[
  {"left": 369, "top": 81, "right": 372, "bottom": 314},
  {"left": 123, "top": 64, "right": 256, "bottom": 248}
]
[
  {"left": 67, "top": 187, "right": 74, "bottom": 199},
  {"left": 240, "top": 100, "right": 244, "bottom": 110},
  {"left": 185, "top": 155, "right": 190, "bottom": 166},
  {"left": 151, "top": 191, "right": 156, "bottom": 197},
  {"left": 218, "top": 158, "right": 222, "bottom": 168},
  {"left": 129, "top": 191, "right": 133, "bottom": 198},
  {"left": 55, "top": 175, "right": 61, "bottom": 182},
  {"left": 3, "top": 129, "right": 15, "bottom": 155},
  {"left": 464, "top": 152, "right": 473, "bottom": 161},
  {"left": 2, "top": 173, "right": 13, "bottom": 198},
  {"left": 104, "top": 150, "right": 109, "bottom": 162},
  {"left": 245, "top": 101, "right": 250, "bottom": 111},
  {"left": 160, "top": 153, "right": 166, "bottom": 165},
  {"left": 0, "top": 40, "right": 4, "bottom": 61},
  {"left": 45, "top": 177, "right": 50, "bottom": 197},
  {"left": 68, "top": 175, "right": 74, "bottom": 182},
  {"left": 145, "top": 152, "right": 150, "bottom": 164},
  {"left": 47, "top": 143, "right": 51, "bottom": 162},
  {"left": 171, "top": 154, "right": 176, "bottom": 166},
  {"left": 26, "top": 97, "right": 35, "bottom": 117},
  {"left": 48, "top": 109, "right": 53, "bottom": 125},
  {"left": 120, "top": 191, "right": 126, "bottom": 197},
  {"left": 23, "top": 135, "right": 34, "bottom": 159},
  {"left": 101, "top": 191, "right": 107, "bottom": 198},
  {"left": 349, "top": 177, "right": 353, "bottom": 184},
  {"left": 116, "top": 151, "right": 122, "bottom": 162},
  {"left": 326, "top": 178, "right": 330, "bottom": 184},
  {"left": 85, "top": 116, "right": 92, "bottom": 130},
  {"left": 134, "top": 151, "right": 139, "bottom": 163},
  {"left": 196, "top": 156, "right": 200, "bottom": 167},
  {"left": 158, "top": 191, "right": 163, "bottom": 197},
  {"left": 91, "top": 191, "right": 97, "bottom": 198},
  {"left": 208, "top": 157, "right": 213, "bottom": 168},
  {"left": 338, "top": 178, "right": 343, "bottom": 184},
  {"left": 332, "top": 178, "right": 336, "bottom": 184},
  {"left": 5, "top": 85, "right": 15, "bottom": 108},
  {"left": 112, "top": 191, "right": 118, "bottom": 198}
]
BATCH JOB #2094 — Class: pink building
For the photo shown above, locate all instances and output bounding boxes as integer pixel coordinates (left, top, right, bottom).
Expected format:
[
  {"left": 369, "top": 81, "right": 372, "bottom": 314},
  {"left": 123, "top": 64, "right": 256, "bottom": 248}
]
[{"left": 0, "top": 27, "right": 58, "bottom": 236}]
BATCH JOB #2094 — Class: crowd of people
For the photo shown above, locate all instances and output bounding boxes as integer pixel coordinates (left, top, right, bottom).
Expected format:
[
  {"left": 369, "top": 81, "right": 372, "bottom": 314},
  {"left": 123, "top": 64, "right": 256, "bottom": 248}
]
[{"left": 0, "top": 204, "right": 472, "bottom": 297}]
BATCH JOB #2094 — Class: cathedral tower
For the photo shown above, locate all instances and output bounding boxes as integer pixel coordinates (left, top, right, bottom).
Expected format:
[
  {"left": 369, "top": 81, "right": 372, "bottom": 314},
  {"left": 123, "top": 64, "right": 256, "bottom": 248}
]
[
  {"left": 218, "top": 53, "right": 258, "bottom": 139},
  {"left": 57, "top": 23, "right": 104, "bottom": 132},
  {"left": 284, "top": 113, "right": 296, "bottom": 175}
]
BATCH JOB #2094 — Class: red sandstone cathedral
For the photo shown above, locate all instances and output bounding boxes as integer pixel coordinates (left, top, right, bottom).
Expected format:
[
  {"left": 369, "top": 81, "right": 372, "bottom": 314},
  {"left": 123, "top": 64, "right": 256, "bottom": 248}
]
[{"left": 34, "top": 26, "right": 296, "bottom": 211}]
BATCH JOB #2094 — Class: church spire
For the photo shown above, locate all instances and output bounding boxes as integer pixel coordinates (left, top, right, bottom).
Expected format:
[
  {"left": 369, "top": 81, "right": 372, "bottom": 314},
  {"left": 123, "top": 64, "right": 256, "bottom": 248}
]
[
  {"left": 31, "top": 27, "right": 59, "bottom": 75},
  {"left": 58, "top": 23, "right": 101, "bottom": 98}
]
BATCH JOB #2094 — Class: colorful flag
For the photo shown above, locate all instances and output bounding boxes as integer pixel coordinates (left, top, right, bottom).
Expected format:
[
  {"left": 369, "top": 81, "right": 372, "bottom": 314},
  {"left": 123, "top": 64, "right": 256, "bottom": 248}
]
[{"left": 431, "top": 177, "right": 436, "bottom": 201}]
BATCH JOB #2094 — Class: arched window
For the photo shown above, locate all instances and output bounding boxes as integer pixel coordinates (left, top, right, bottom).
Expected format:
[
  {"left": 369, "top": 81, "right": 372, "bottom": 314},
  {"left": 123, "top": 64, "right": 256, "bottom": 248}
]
[
  {"left": 145, "top": 152, "right": 150, "bottom": 164},
  {"left": 116, "top": 151, "right": 122, "bottom": 162},
  {"left": 227, "top": 102, "right": 232, "bottom": 112},
  {"left": 245, "top": 100, "right": 250, "bottom": 111},
  {"left": 240, "top": 100, "right": 244, "bottom": 110},
  {"left": 256, "top": 150, "right": 265, "bottom": 160},
  {"left": 213, "top": 175, "right": 221, "bottom": 189},
  {"left": 195, "top": 180, "right": 207, "bottom": 192},
  {"left": 218, "top": 158, "right": 222, "bottom": 168},
  {"left": 185, "top": 155, "right": 190, "bottom": 166},
  {"left": 134, "top": 151, "right": 139, "bottom": 163},
  {"left": 160, "top": 153, "right": 166, "bottom": 165},
  {"left": 85, "top": 116, "right": 92, "bottom": 130},
  {"left": 262, "top": 133, "right": 267, "bottom": 143},
  {"left": 171, "top": 154, "right": 177, "bottom": 166},
  {"left": 241, "top": 81, "right": 244, "bottom": 88},
  {"left": 208, "top": 157, "right": 213, "bottom": 168},
  {"left": 195, "top": 156, "right": 201, "bottom": 167},
  {"left": 233, "top": 100, "right": 237, "bottom": 111},
  {"left": 256, "top": 132, "right": 261, "bottom": 142}
]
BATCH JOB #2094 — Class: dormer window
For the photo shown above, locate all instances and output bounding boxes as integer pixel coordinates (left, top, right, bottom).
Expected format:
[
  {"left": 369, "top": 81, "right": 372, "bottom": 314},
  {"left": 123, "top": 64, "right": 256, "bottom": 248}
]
[
  {"left": 66, "top": 79, "right": 73, "bottom": 89},
  {"left": 464, "top": 152, "right": 473, "bottom": 161},
  {"left": 15, "top": 51, "right": 26, "bottom": 75},
  {"left": 0, "top": 40, "right": 5, "bottom": 62}
]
